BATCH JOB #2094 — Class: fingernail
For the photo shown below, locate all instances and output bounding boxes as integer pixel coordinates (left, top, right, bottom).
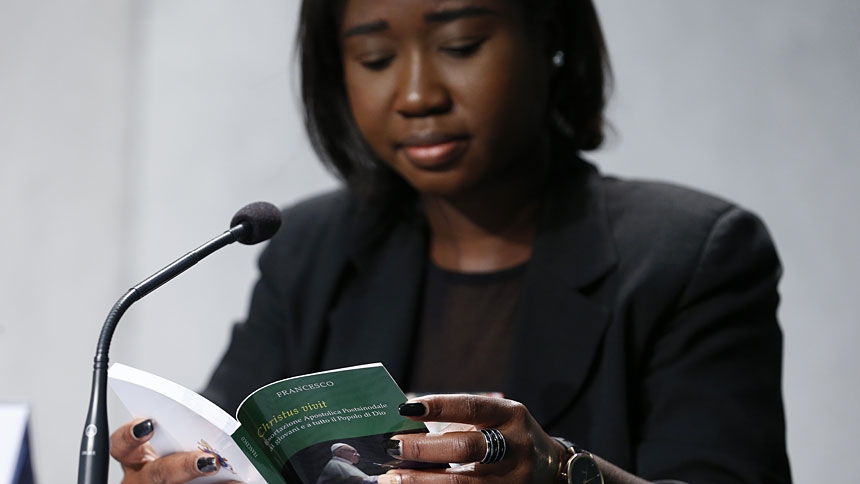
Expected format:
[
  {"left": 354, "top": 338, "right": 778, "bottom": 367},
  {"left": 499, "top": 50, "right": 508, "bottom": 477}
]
[
  {"left": 132, "top": 419, "right": 153, "bottom": 439},
  {"left": 384, "top": 438, "right": 402, "bottom": 457},
  {"left": 398, "top": 402, "right": 426, "bottom": 417},
  {"left": 197, "top": 456, "right": 217, "bottom": 474}
]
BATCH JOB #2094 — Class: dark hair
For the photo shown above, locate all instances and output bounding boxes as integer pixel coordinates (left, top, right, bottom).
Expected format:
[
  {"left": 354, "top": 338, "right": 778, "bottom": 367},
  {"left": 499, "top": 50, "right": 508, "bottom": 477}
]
[{"left": 297, "top": 0, "right": 612, "bottom": 201}]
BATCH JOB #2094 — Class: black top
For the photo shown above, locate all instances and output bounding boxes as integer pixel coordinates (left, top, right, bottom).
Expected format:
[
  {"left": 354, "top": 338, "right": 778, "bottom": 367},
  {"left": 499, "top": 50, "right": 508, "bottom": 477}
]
[{"left": 410, "top": 262, "right": 527, "bottom": 394}]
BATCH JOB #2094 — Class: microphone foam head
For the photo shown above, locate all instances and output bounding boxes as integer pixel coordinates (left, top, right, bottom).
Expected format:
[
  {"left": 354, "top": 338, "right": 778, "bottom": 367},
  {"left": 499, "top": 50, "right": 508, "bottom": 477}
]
[{"left": 230, "top": 201, "right": 282, "bottom": 245}]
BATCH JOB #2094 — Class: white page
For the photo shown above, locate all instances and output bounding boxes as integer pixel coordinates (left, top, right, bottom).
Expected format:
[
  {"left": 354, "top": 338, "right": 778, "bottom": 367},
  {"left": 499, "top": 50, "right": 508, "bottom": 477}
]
[{"left": 108, "top": 363, "right": 265, "bottom": 483}]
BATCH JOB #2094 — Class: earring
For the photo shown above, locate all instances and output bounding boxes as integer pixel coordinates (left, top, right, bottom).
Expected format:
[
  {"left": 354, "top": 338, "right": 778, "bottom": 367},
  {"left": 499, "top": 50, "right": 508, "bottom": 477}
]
[{"left": 551, "top": 50, "right": 565, "bottom": 68}]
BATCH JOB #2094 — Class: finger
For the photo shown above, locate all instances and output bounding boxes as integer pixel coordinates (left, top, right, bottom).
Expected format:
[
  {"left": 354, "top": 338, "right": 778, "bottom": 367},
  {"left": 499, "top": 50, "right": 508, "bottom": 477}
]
[
  {"left": 398, "top": 394, "right": 525, "bottom": 428},
  {"left": 137, "top": 451, "right": 222, "bottom": 484},
  {"left": 388, "top": 432, "right": 489, "bottom": 464},
  {"left": 110, "top": 419, "right": 157, "bottom": 464}
]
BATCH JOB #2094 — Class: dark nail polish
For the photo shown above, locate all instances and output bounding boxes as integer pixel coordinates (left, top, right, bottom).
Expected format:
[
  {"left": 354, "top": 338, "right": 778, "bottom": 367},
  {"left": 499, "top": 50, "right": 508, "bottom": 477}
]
[
  {"left": 398, "top": 402, "right": 426, "bottom": 417},
  {"left": 384, "top": 439, "right": 402, "bottom": 457},
  {"left": 132, "top": 419, "right": 153, "bottom": 439},
  {"left": 197, "top": 456, "right": 217, "bottom": 474}
]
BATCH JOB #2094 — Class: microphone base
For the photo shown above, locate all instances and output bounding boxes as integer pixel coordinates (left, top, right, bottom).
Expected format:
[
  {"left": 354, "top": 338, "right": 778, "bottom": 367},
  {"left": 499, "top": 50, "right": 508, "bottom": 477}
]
[{"left": 77, "top": 364, "right": 109, "bottom": 484}]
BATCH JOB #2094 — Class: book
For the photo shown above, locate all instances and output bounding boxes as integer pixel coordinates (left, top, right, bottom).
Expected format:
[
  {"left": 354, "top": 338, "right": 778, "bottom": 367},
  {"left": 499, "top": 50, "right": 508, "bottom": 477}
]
[{"left": 108, "top": 362, "right": 429, "bottom": 484}]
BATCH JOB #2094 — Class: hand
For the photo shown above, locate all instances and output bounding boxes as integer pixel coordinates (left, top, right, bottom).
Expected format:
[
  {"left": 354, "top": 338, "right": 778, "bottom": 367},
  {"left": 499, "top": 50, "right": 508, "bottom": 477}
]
[
  {"left": 381, "top": 395, "right": 568, "bottom": 484},
  {"left": 110, "top": 418, "right": 242, "bottom": 484}
]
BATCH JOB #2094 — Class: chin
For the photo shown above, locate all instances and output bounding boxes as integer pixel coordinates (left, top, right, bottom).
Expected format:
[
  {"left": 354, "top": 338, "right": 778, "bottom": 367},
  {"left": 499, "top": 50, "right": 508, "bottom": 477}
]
[
  {"left": 398, "top": 170, "right": 482, "bottom": 199},
  {"left": 409, "top": 181, "right": 473, "bottom": 200}
]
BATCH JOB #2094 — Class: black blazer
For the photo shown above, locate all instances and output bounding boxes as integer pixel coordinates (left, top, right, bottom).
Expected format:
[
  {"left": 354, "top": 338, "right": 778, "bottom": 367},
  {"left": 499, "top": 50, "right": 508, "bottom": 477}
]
[{"left": 204, "top": 160, "right": 791, "bottom": 483}]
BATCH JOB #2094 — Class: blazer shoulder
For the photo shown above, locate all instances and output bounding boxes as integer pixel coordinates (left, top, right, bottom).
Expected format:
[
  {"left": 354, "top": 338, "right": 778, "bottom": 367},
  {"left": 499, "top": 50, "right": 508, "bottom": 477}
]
[
  {"left": 599, "top": 176, "right": 776, "bottom": 296},
  {"left": 600, "top": 176, "right": 760, "bottom": 250},
  {"left": 602, "top": 177, "right": 736, "bottom": 231}
]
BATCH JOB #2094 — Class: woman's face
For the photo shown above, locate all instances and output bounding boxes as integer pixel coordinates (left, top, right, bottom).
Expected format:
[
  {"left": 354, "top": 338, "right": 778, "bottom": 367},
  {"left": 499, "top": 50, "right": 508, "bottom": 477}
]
[{"left": 340, "top": 0, "right": 553, "bottom": 200}]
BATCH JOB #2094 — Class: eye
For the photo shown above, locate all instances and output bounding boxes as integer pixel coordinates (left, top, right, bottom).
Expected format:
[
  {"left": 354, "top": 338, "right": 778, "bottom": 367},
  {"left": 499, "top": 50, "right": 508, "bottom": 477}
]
[
  {"left": 441, "top": 39, "right": 485, "bottom": 58},
  {"left": 359, "top": 54, "right": 394, "bottom": 71}
]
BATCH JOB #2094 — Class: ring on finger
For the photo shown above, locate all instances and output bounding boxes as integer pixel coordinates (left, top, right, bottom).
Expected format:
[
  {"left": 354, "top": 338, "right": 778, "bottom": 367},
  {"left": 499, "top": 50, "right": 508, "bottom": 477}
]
[{"left": 479, "top": 428, "right": 506, "bottom": 464}]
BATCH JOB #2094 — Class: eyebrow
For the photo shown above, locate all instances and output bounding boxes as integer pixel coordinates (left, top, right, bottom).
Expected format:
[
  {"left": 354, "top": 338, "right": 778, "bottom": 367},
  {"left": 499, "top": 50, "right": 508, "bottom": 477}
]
[
  {"left": 342, "top": 6, "right": 498, "bottom": 39},
  {"left": 342, "top": 20, "right": 388, "bottom": 39}
]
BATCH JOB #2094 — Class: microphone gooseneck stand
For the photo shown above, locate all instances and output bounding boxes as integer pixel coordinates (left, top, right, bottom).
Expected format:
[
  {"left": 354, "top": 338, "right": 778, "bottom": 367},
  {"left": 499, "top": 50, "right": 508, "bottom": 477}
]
[{"left": 77, "top": 201, "right": 281, "bottom": 484}]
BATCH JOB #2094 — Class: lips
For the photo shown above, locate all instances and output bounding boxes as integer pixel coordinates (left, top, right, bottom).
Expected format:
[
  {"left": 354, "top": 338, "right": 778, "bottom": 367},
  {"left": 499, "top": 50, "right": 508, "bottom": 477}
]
[{"left": 396, "top": 132, "right": 469, "bottom": 170}]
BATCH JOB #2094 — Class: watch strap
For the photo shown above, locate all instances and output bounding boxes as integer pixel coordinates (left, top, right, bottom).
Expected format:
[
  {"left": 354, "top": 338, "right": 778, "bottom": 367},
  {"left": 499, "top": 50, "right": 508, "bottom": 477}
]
[
  {"left": 552, "top": 436, "right": 584, "bottom": 454},
  {"left": 552, "top": 437, "right": 602, "bottom": 484},
  {"left": 553, "top": 437, "right": 577, "bottom": 484}
]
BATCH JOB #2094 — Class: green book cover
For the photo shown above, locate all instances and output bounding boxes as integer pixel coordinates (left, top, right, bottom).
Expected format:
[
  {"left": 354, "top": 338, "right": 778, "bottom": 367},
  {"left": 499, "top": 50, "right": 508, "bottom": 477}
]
[{"left": 235, "top": 363, "right": 428, "bottom": 483}]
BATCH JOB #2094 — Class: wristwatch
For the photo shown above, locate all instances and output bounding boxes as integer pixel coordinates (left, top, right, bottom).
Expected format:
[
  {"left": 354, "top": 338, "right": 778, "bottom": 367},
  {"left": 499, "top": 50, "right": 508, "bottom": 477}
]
[{"left": 554, "top": 438, "right": 604, "bottom": 484}]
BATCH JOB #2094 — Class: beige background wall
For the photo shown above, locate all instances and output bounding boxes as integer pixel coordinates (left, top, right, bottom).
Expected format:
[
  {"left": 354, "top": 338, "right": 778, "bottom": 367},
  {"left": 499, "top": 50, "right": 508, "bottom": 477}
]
[{"left": 1, "top": 1, "right": 857, "bottom": 482}]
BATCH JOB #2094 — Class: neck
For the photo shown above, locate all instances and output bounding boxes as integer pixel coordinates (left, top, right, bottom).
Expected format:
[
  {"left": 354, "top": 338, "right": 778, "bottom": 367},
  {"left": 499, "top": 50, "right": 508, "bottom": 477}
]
[{"left": 422, "top": 158, "right": 551, "bottom": 273}]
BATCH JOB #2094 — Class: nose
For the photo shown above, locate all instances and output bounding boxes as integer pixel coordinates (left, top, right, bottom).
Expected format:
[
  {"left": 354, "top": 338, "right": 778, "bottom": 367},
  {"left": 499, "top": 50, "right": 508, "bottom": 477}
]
[{"left": 394, "top": 49, "right": 452, "bottom": 118}]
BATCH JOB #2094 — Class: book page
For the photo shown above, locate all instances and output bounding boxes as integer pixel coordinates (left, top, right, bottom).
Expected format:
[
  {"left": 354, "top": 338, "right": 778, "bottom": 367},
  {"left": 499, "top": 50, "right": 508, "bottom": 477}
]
[{"left": 108, "top": 363, "right": 269, "bottom": 484}]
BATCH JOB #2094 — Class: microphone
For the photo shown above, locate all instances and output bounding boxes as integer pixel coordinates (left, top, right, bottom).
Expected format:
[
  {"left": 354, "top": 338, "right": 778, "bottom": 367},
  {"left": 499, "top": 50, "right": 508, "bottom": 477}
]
[{"left": 77, "top": 201, "right": 281, "bottom": 484}]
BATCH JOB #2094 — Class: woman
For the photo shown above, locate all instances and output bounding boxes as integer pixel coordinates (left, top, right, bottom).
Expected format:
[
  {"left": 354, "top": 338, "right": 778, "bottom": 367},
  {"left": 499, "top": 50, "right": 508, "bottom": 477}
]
[{"left": 111, "top": 0, "right": 792, "bottom": 483}]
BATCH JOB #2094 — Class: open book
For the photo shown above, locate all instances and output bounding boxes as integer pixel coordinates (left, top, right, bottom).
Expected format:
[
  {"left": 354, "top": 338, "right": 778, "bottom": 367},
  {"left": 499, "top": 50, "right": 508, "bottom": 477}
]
[{"left": 108, "top": 362, "right": 429, "bottom": 484}]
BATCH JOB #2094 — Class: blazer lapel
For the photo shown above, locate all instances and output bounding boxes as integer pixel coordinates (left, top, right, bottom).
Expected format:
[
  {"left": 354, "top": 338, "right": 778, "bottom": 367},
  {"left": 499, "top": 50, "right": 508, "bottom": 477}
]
[{"left": 506, "top": 161, "right": 617, "bottom": 426}]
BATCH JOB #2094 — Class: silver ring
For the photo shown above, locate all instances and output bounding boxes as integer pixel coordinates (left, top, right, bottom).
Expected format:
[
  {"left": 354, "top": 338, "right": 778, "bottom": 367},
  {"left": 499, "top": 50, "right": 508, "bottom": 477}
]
[{"left": 479, "top": 428, "right": 506, "bottom": 464}]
